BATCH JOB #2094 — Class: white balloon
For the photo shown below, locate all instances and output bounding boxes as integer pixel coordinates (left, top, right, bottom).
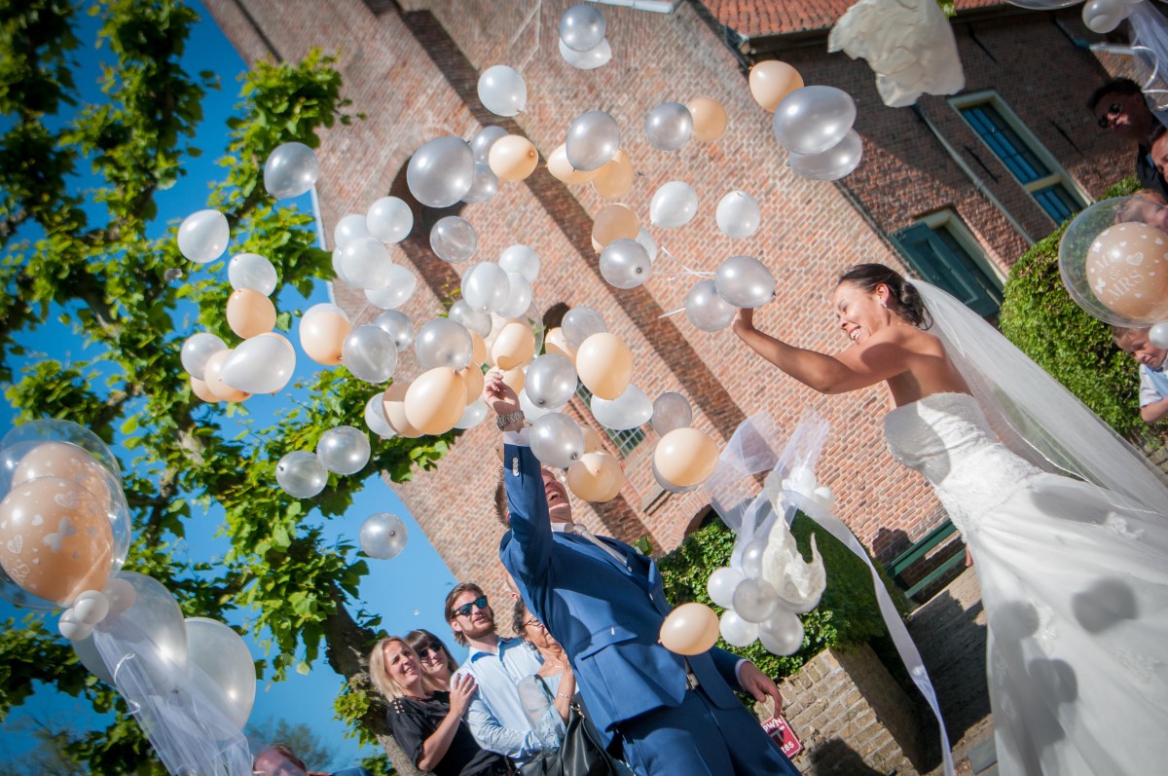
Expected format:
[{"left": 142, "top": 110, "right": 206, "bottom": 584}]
[
  {"left": 740, "top": 538, "right": 768, "bottom": 579},
  {"left": 600, "top": 238, "right": 652, "bottom": 289},
  {"left": 520, "top": 389, "right": 553, "bottom": 422},
  {"left": 558, "top": 36, "right": 612, "bottom": 70},
  {"left": 449, "top": 300, "right": 492, "bottom": 338},
  {"left": 374, "top": 310, "right": 414, "bottom": 351},
  {"left": 707, "top": 566, "right": 745, "bottom": 608},
  {"left": 340, "top": 237, "right": 394, "bottom": 290},
  {"left": 649, "top": 181, "right": 699, "bottom": 228},
  {"left": 364, "top": 265, "right": 417, "bottom": 310},
  {"left": 645, "top": 102, "right": 694, "bottom": 152},
  {"left": 462, "top": 262, "right": 511, "bottom": 313},
  {"left": 414, "top": 318, "right": 473, "bottom": 371},
  {"left": 365, "top": 393, "right": 396, "bottom": 439},
  {"left": 430, "top": 216, "right": 478, "bottom": 263},
  {"left": 773, "top": 85, "right": 857, "bottom": 156},
  {"left": 407, "top": 136, "right": 475, "bottom": 208},
  {"left": 276, "top": 451, "right": 328, "bottom": 499},
  {"left": 651, "top": 392, "right": 692, "bottom": 436},
  {"left": 559, "top": 4, "right": 606, "bottom": 51},
  {"left": 685, "top": 279, "right": 737, "bottom": 332},
  {"left": 1150, "top": 321, "right": 1168, "bottom": 349},
  {"left": 716, "top": 191, "right": 761, "bottom": 239},
  {"left": 759, "top": 608, "right": 805, "bottom": 656},
  {"left": 181, "top": 332, "right": 227, "bottom": 381},
  {"left": 636, "top": 228, "right": 658, "bottom": 262},
  {"left": 263, "top": 142, "right": 320, "bottom": 200},
  {"left": 733, "top": 577, "right": 779, "bottom": 623},
  {"left": 471, "top": 125, "right": 509, "bottom": 163},
  {"left": 221, "top": 334, "right": 296, "bottom": 394},
  {"left": 1083, "top": 0, "right": 1131, "bottom": 32},
  {"left": 591, "top": 385, "right": 652, "bottom": 430},
  {"left": 562, "top": 306, "right": 607, "bottom": 349},
  {"left": 788, "top": 129, "right": 863, "bottom": 181},
  {"left": 343, "top": 325, "right": 398, "bottom": 383},
  {"left": 366, "top": 197, "right": 413, "bottom": 244},
  {"left": 456, "top": 399, "right": 490, "bottom": 430},
  {"left": 499, "top": 244, "right": 541, "bottom": 282},
  {"left": 73, "top": 634, "right": 115, "bottom": 685},
  {"left": 566, "top": 110, "right": 621, "bottom": 172},
  {"left": 530, "top": 412, "right": 586, "bottom": 469},
  {"left": 498, "top": 272, "right": 534, "bottom": 319},
  {"left": 177, "top": 209, "right": 229, "bottom": 264},
  {"left": 360, "top": 512, "right": 409, "bottom": 560},
  {"left": 185, "top": 617, "right": 257, "bottom": 730},
  {"left": 720, "top": 610, "right": 760, "bottom": 648},
  {"left": 477, "top": 65, "right": 527, "bottom": 117},
  {"left": 462, "top": 161, "right": 498, "bottom": 204},
  {"left": 316, "top": 426, "right": 371, "bottom": 476},
  {"left": 334, "top": 214, "right": 370, "bottom": 250},
  {"left": 228, "top": 253, "right": 278, "bottom": 295},
  {"left": 525, "top": 354, "right": 578, "bottom": 409},
  {"left": 715, "top": 255, "right": 775, "bottom": 309}
]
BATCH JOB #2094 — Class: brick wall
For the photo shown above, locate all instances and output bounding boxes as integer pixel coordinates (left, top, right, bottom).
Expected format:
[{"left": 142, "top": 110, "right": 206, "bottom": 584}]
[{"left": 203, "top": 1, "right": 1132, "bottom": 608}]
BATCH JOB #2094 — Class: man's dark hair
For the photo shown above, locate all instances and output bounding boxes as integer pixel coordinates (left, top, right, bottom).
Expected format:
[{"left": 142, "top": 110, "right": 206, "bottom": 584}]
[
  {"left": 1087, "top": 77, "right": 1142, "bottom": 111},
  {"left": 445, "top": 581, "right": 487, "bottom": 646},
  {"left": 494, "top": 469, "right": 509, "bottom": 527}
]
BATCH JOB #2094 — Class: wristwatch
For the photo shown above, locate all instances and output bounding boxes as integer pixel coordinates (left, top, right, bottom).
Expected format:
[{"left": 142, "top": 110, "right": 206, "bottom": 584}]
[{"left": 497, "top": 410, "right": 525, "bottom": 430}]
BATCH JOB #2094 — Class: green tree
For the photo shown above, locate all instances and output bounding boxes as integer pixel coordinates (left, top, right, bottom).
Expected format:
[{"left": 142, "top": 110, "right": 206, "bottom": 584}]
[{"left": 0, "top": 1, "right": 449, "bottom": 771}]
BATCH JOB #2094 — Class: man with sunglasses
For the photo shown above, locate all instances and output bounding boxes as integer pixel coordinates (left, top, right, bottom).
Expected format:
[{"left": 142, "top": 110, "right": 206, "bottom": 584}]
[
  {"left": 445, "top": 582, "right": 547, "bottom": 764},
  {"left": 1089, "top": 77, "right": 1168, "bottom": 198},
  {"left": 485, "top": 372, "right": 799, "bottom": 775}
]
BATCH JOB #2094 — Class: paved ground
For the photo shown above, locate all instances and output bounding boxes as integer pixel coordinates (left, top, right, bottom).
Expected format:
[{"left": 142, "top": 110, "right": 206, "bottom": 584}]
[{"left": 904, "top": 568, "right": 998, "bottom": 776}]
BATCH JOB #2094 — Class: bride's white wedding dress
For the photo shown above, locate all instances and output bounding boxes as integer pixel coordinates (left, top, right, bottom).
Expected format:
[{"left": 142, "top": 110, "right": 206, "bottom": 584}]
[{"left": 884, "top": 392, "right": 1168, "bottom": 775}]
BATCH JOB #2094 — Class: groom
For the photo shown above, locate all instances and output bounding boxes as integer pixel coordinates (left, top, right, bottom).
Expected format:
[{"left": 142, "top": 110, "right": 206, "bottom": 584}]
[{"left": 485, "top": 372, "right": 799, "bottom": 776}]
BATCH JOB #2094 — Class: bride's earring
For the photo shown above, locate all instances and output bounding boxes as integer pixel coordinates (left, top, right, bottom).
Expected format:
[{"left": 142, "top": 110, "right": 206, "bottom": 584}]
[{"left": 880, "top": 299, "right": 888, "bottom": 308}]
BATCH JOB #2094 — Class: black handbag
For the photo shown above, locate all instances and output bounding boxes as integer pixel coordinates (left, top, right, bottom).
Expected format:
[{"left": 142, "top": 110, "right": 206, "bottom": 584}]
[{"left": 518, "top": 681, "right": 629, "bottom": 776}]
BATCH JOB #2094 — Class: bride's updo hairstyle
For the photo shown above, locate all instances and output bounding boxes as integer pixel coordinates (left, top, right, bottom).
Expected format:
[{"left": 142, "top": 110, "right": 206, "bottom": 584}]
[{"left": 838, "top": 263, "right": 932, "bottom": 330}]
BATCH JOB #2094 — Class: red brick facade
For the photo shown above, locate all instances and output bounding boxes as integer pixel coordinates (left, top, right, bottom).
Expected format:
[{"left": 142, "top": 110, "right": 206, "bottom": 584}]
[{"left": 204, "top": 0, "right": 1132, "bottom": 601}]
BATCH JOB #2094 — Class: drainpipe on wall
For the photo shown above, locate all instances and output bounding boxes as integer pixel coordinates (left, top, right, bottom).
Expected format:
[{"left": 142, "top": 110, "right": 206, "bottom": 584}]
[{"left": 911, "top": 105, "right": 1035, "bottom": 246}]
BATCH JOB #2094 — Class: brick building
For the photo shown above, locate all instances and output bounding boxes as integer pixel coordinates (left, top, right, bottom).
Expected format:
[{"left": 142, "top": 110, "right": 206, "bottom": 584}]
[{"left": 205, "top": 0, "right": 1132, "bottom": 601}]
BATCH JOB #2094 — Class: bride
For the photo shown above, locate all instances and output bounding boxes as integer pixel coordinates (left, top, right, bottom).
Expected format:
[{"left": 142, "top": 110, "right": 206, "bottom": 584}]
[{"left": 732, "top": 263, "right": 1168, "bottom": 776}]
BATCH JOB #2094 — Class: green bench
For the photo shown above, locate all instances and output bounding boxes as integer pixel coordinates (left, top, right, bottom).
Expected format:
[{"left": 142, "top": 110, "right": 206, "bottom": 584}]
[{"left": 885, "top": 520, "right": 966, "bottom": 603}]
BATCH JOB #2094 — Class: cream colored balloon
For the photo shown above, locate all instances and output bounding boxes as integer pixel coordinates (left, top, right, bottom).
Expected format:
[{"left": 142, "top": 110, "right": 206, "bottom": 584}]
[
  {"left": 567, "top": 452, "right": 624, "bottom": 502},
  {"left": 300, "top": 311, "right": 351, "bottom": 366},
  {"left": 226, "top": 289, "right": 276, "bottom": 339},
  {"left": 203, "top": 349, "right": 251, "bottom": 402},
  {"left": 547, "top": 144, "right": 599, "bottom": 185},
  {"left": 1086, "top": 222, "right": 1168, "bottom": 322},
  {"left": 659, "top": 602, "right": 721, "bottom": 656},
  {"left": 544, "top": 327, "right": 577, "bottom": 364},
  {"left": 581, "top": 425, "right": 605, "bottom": 455},
  {"left": 0, "top": 476, "right": 113, "bottom": 606},
  {"left": 191, "top": 376, "right": 220, "bottom": 403},
  {"left": 575, "top": 332, "right": 632, "bottom": 400},
  {"left": 12, "top": 442, "right": 111, "bottom": 501},
  {"left": 470, "top": 331, "right": 489, "bottom": 366},
  {"left": 749, "top": 60, "right": 804, "bottom": 112},
  {"left": 687, "top": 97, "right": 729, "bottom": 143},
  {"left": 489, "top": 135, "right": 539, "bottom": 182},
  {"left": 383, "top": 381, "right": 423, "bottom": 438},
  {"left": 592, "top": 150, "right": 634, "bottom": 201},
  {"left": 501, "top": 366, "right": 525, "bottom": 396},
  {"left": 592, "top": 203, "right": 639, "bottom": 248},
  {"left": 459, "top": 365, "right": 485, "bottom": 406},
  {"left": 654, "top": 427, "right": 719, "bottom": 487},
  {"left": 405, "top": 367, "right": 467, "bottom": 435},
  {"left": 492, "top": 322, "right": 536, "bottom": 370}
]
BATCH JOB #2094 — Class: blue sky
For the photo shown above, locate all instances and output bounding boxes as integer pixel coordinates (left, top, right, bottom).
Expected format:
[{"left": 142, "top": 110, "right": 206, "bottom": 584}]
[{"left": 0, "top": 2, "right": 459, "bottom": 770}]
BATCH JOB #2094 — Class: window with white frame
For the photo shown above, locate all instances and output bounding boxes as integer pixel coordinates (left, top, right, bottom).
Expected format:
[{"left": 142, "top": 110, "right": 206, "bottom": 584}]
[
  {"left": 951, "top": 92, "right": 1087, "bottom": 225},
  {"left": 895, "top": 210, "right": 1003, "bottom": 317}
]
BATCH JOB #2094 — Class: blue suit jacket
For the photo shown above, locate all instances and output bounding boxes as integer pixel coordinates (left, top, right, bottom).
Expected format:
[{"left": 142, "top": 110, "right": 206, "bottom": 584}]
[{"left": 499, "top": 443, "right": 744, "bottom": 740}]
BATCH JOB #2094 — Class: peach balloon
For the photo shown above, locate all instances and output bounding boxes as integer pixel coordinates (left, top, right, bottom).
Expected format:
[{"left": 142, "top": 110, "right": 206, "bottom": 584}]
[
  {"left": 581, "top": 425, "right": 606, "bottom": 455},
  {"left": 191, "top": 376, "right": 220, "bottom": 403},
  {"left": 749, "top": 60, "right": 804, "bottom": 112},
  {"left": 492, "top": 322, "right": 536, "bottom": 370},
  {"left": 404, "top": 367, "right": 466, "bottom": 435},
  {"left": 489, "top": 135, "right": 539, "bottom": 182},
  {"left": 501, "top": 367, "right": 526, "bottom": 396},
  {"left": 204, "top": 349, "right": 250, "bottom": 402},
  {"left": 592, "top": 150, "right": 634, "bottom": 201},
  {"left": 547, "top": 144, "right": 598, "bottom": 185},
  {"left": 0, "top": 476, "right": 113, "bottom": 606},
  {"left": 575, "top": 332, "right": 633, "bottom": 400},
  {"left": 300, "top": 311, "right": 351, "bottom": 366},
  {"left": 470, "top": 331, "right": 489, "bottom": 366},
  {"left": 659, "top": 602, "right": 721, "bottom": 656},
  {"left": 567, "top": 452, "right": 624, "bottom": 502},
  {"left": 383, "top": 381, "right": 423, "bottom": 439},
  {"left": 688, "top": 97, "right": 729, "bottom": 143},
  {"left": 544, "top": 327, "right": 577, "bottom": 364},
  {"left": 459, "top": 365, "right": 485, "bottom": 406},
  {"left": 654, "top": 427, "right": 719, "bottom": 488},
  {"left": 226, "top": 289, "right": 276, "bottom": 339},
  {"left": 12, "top": 442, "right": 112, "bottom": 505},
  {"left": 1086, "top": 222, "right": 1168, "bottom": 322},
  {"left": 592, "top": 204, "right": 639, "bottom": 248}
]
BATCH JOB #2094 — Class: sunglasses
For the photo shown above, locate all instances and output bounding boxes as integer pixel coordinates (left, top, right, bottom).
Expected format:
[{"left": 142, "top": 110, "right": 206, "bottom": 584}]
[
  {"left": 1098, "top": 102, "right": 1123, "bottom": 129},
  {"left": 455, "top": 595, "right": 489, "bottom": 618},
  {"left": 417, "top": 642, "right": 444, "bottom": 660}
]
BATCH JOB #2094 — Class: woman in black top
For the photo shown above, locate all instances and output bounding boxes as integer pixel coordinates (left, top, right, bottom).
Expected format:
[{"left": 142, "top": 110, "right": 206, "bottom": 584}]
[{"left": 369, "top": 636, "right": 510, "bottom": 776}]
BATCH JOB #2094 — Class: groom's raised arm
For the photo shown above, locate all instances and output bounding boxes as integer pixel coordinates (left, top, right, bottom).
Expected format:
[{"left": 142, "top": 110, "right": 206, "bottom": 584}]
[{"left": 502, "top": 440, "right": 553, "bottom": 586}]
